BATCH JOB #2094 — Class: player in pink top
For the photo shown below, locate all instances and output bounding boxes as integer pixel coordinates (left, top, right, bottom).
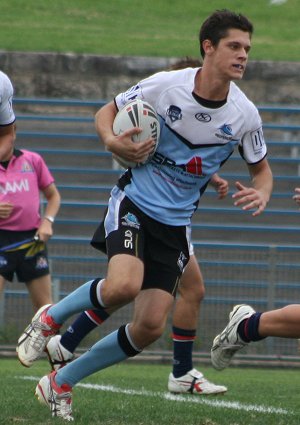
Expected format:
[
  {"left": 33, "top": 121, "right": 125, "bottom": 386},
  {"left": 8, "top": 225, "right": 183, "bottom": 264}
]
[{"left": 0, "top": 71, "right": 61, "bottom": 311}]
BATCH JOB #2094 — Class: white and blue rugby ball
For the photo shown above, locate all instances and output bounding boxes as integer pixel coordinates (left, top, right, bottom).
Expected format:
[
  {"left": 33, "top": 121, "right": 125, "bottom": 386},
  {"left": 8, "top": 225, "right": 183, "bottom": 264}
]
[{"left": 112, "top": 98, "right": 160, "bottom": 169}]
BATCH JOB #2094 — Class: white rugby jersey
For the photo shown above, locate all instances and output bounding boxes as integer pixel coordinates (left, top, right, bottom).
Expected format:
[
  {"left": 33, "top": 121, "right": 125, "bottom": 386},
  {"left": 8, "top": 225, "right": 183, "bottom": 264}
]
[
  {"left": 114, "top": 67, "right": 267, "bottom": 226},
  {"left": 0, "top": 71, "right": 15, "bottom": 126}
]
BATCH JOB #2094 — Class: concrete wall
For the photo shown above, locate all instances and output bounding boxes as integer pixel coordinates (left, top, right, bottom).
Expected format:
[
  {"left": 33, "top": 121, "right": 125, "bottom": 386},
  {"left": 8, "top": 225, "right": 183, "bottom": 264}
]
[{"left": 0, "top": 51, "right": 300, "bottom": 104}]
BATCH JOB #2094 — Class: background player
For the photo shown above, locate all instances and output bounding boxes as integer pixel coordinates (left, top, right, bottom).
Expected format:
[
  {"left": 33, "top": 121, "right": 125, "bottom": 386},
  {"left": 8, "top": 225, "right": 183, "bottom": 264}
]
[{"left": 0, "top": 71, "right": 61, "bottom": 310}]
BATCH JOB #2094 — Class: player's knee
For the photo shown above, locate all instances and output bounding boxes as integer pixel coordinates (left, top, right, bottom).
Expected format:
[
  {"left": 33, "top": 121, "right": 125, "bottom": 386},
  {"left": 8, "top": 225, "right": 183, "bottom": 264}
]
[
  {"left": 103, "top": 278, "right": 141, "bottom": 305},
  {"left": 197, "top": 283, "right": 205, "bottom": 302},
  {"left": 137, "top": 319, "right": 165, "bottom": 345},
  {"left": 179, "top": 280, "right": 205, "bottom": 304}
]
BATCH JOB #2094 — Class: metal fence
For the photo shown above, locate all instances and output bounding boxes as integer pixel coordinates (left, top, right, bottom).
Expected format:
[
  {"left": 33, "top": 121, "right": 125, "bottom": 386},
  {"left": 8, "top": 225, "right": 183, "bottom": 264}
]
[{"left": 1, "top": 98, "right": 300, "bottom": 364}]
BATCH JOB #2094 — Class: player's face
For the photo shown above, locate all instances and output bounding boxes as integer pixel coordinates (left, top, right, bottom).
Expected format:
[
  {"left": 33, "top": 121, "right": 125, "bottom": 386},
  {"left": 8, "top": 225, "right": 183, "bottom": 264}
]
[
  {"left": 208, "top": 29, "right": 251, "bottom": 81},
  {"left": 0, "top": 125, "right": 16, "bottom": 161}
]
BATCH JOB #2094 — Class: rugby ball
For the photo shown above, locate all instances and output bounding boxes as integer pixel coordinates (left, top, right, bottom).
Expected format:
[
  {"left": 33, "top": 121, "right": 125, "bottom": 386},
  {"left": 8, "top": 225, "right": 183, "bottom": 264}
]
[{"left": 112, "top": 98, "right": 160, "bottom": 169}]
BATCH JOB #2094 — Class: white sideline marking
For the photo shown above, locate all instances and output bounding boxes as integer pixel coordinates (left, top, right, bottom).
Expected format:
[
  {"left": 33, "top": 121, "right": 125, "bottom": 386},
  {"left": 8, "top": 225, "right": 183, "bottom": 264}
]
[
  {"left": 19, "top": 375, "right": 292, "bottom": 415},
  {"left": 270, "top": 0, "right": 287, "bottom": 4}
]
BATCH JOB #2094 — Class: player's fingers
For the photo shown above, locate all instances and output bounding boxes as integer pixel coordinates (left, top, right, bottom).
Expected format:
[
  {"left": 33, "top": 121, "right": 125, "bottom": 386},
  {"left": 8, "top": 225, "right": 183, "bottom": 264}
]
[
  {"left": 234, "top": 181, "right": 246, "bottom": 191},
  {"left": 122, "top": 127, "right": 142, "bottom": 137},
  {"left": 233, "top": 194, "right": 255, "bottom": 206}
]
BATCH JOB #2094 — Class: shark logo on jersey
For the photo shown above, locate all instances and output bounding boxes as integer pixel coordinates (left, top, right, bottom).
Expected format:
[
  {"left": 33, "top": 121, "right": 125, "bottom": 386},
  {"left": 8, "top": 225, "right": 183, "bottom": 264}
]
[
  {"left": 121, "top": 212, "right": 140, "bottom": 229},
  {"left": 167, "top": 105, "right": 182, "bottom": 122},
  {"left": 216, "top": 123, "right": 239, "bottom": 142},
  {"left": 219, "top": 124, "right": 233, "bottom": 136}
]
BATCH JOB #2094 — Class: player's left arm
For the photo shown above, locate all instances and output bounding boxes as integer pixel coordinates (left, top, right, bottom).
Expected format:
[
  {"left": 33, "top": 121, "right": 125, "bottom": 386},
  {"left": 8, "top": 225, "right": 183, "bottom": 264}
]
[
  {"left": 37, "top": 183, "right": 61, "bottom": 241},
  {"left": 233, "top": 158, "right": 273, "bottom": 217},
  {"left": 293, "top": 187, "right": 300, "bottom": 207}
]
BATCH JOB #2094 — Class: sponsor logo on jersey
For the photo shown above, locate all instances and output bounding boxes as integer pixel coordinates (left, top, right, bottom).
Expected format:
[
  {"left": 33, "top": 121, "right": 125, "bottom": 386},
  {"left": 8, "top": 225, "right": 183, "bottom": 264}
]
[
  {"left": 21, "top": 162, "right": 34, "bottom": 173},
  {"left": 184, "top": 157, "right": 203, "bottom": 175},
  {"left": 166, "top": 105, "right": 182, "bottom": 122},
  {"left": 195, "top": 112, "right": 211, "bottom": 122},
  {"left": 216, "top": 123, "right": 239, "bottom": 142},
  {"left": 121, "top": 212, "right": 140, "bottom": 229},
  {"left": 250, "top": 127, "right": 265, "bottom": 153},
  {"left": 153, "top": 152, "right": 203, "bottom": 176},
  {"left": 0, "top": 178, "right": 29, "bottom": 194},
  {"left": 121, "top": 84, "right": 142, "bottom": 103}
]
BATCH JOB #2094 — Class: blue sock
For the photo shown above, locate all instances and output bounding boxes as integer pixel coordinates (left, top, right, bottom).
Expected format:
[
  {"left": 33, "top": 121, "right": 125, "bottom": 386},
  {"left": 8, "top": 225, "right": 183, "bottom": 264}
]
[
  {"left": 49, "top": 280, "right": 97, "bottom": 324},
  {"left": 172, "top": 326, "right": 196, "bottom": 378},
  {"left": 61, "top": 309, "right": 110, "bottom": 353},
  {"left": 55, "top": 323, "right": 142, "bottom": 388}
]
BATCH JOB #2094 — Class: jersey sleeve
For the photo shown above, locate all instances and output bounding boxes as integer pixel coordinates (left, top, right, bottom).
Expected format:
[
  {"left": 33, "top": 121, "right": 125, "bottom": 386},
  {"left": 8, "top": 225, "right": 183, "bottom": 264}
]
[
  {"left": 238, "top": 108, "right": 267, "bottom": 164},
  {"left": 30, "top": 151, "right": 55, "bottom": 190},
  {"left": 114, "top": 71, "right": 171, "bottom": 111},
  {"left": 0, "top": 71, "right": 16, "bottom": 126}
]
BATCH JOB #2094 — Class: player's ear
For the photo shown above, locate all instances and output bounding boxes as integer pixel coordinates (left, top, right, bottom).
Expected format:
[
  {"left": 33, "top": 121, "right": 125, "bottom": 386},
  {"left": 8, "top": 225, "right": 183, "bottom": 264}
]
[
  {"left": 202, "top": 39, "right": 214, "bottom": 56},
  {"left": 0, "top": 123, "right": 15, "bottom": 136}
]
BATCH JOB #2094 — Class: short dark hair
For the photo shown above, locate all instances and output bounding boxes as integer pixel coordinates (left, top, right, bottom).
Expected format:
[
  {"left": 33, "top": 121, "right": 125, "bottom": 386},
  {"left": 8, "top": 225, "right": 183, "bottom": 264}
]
[{"left": 199, "top": 9, "right": 253, "bottom": 58}]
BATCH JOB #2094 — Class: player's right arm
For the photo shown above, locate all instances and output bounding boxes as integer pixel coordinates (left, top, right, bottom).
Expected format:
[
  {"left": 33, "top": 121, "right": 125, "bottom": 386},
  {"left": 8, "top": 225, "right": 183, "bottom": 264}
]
[
  {"left": 0, "top": 202, "right": 13, "bottom": 219},
  {"left": 209, "top": 174, "right": 229, "bottom": 199},
  {"left": 95, "top": 101, "right": 154, "bottom": 164}
]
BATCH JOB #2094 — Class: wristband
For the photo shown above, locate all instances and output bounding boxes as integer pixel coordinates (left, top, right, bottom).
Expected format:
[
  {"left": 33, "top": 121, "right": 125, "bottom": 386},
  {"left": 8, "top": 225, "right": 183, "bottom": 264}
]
[{"left": 44, "top": 215, "right": 55, "bottom": 224}]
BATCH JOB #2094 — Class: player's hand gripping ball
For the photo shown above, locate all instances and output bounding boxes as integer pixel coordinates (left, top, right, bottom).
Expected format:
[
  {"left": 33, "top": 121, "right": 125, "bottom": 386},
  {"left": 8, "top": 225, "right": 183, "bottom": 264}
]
[{"left": 112, "top": 99, "right": 160, "bottom": 168}]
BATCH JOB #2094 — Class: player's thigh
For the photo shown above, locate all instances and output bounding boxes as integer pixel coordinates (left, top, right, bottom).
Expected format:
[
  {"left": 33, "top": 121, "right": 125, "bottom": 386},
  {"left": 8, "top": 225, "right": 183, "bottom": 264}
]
[
  {"left": 0, "top": 250, "right": 16, "bottom": 282},
  {"left": 26, "top": 274, "right": 53, "bottom": 310},
  {"left": 103, "top": 253, "right": 144, "bottom": 302},
  {"left": 0, "top": 274, "right": 6, "bottom": 295},
  {"left": 179, "top": 254, "right": 204, "bottom": 300}
]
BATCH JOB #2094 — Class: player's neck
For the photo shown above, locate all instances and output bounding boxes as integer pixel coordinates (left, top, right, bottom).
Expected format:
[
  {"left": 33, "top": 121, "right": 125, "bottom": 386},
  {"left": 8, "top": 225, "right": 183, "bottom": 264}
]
[{"left": 194, "top": 67, "right": 230, "bottom": 101}]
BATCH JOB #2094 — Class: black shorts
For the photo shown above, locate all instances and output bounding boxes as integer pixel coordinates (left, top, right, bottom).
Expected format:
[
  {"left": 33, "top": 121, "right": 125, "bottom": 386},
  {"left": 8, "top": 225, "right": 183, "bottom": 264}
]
[
  {"left": 0, "top": 229, "right": 50, "bottom": 283},
  {"left": 91, "top": 188, "right": 190, "bottom": 296}
]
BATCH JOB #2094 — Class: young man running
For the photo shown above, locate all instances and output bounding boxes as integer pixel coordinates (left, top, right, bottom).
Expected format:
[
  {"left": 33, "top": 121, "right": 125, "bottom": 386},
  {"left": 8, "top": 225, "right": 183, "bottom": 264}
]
[
  {"left": 45, "top": 173, "right": 228, "bottom": 396},
  {"left": 17, "top": 10, "right": 273, "bottom": 421}
]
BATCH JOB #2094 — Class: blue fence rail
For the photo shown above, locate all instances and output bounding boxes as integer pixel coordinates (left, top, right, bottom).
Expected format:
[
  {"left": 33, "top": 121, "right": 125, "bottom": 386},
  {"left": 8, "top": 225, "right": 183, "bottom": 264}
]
[{"left": 1, "top": 98, "right": 299, "bottom": 359}]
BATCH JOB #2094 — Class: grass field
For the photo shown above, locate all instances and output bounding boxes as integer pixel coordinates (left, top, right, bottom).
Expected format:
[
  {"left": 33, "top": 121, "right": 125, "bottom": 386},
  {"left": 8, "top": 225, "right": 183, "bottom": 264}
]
[
  {"left": 1, "top": 1, "right": 299, "bottom": 424},
  {"left": 0, "top": 0, "right": 299, "bottom": 61},
  {"left": 1, "top": 358, "right": 299, "bottom": 425}
]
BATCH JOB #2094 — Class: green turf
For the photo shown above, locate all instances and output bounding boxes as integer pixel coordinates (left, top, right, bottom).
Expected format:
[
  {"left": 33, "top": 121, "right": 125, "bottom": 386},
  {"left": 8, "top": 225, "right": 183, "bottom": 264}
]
[
  {"left": 1, "top": 358, "right": 299, "bottom": 424},
  {"left": 0, "top": 0, "right": 299, "bottom": 61}
]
